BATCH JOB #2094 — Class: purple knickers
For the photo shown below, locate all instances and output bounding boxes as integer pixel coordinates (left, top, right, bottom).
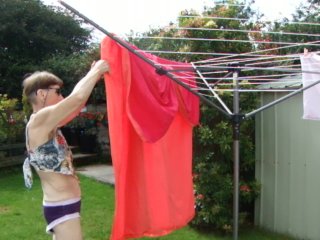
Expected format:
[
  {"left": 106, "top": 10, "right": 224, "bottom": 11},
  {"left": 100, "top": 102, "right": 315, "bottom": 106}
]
[{"left": 43, "top": 198, "right": 81, "bottom": 234}]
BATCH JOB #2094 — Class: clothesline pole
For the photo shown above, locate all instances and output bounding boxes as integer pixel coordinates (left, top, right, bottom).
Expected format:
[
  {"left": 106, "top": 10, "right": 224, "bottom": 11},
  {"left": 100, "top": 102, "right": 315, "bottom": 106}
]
[
  {"left": 231, "top": 68, "right": 241, "bottom": 240},
  {"left": 58, "top": 0, "right": 231, "bottom": 118}
]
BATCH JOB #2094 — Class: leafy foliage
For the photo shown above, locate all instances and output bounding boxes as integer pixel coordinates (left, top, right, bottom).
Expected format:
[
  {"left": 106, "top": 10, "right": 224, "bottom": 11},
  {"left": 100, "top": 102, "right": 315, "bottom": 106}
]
[
  {"left": 192, "top": 94, "right": 260, "bottom": 232},
  {"left": 0, "top": 0, "right": 104, "bottom": 148},
  {"left": 0, "top": 0, "right": 92, "bottom": 99},
  {"left": 66, "top": 110, "right": 107, "bottom": 136},
  {"left": 0, "top": 94, "right": 25, "bottom": 144},
  {"left": 249, "top": 0, "right": 320, "bottom": 56},
  {"left": 41, "top": 45, "right": 103, "bottom": 102}
]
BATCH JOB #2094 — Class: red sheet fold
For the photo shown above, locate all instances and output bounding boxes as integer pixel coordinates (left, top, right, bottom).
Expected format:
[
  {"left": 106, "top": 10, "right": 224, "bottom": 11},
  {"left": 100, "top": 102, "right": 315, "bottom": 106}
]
[{"left": 101, "top": 36, "right": 199, "bottom": 240}]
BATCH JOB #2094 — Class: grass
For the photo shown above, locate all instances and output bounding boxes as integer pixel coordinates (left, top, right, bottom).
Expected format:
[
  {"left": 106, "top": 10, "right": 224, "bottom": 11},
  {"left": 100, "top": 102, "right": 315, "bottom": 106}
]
[{"left": 0, "top": 167, "right": 296, "bottom": 240}]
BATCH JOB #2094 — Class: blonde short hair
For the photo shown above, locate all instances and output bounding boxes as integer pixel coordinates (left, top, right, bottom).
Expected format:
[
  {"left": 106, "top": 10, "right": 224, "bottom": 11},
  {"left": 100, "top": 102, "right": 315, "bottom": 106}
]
[{"left": 22, "top": 71, "right": 63, "bottom": 104}]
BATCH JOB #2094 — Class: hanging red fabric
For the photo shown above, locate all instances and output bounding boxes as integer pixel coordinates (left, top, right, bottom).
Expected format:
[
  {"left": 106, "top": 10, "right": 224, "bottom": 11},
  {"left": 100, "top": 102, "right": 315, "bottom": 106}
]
[{"left": 101, "top": 36, "right": 199, "bottom": 240}]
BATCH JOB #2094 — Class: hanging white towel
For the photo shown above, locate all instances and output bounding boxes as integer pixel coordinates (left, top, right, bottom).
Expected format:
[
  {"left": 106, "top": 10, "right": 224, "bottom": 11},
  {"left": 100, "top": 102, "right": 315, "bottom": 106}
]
[{"left": 300, "top": 53, "right": 320, "bottom": 120}]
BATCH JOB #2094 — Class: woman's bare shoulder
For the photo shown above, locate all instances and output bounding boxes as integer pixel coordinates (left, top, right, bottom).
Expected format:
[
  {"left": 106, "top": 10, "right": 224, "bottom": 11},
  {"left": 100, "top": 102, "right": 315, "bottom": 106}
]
[{"left": 27, "top": 114, "right": 56, "bottom": 148}]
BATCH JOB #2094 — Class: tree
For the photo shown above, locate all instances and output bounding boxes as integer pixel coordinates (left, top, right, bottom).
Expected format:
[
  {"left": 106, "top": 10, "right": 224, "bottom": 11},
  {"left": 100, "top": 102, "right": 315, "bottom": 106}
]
[
  {"left": 250, "top": 0, "right": 320, "bottom": 55},
  {"left": 0, "top": 0, "right": 92, "bottom": 99},
  {"left": 42, "top": 44, "right": 104, "bottom": 103}
]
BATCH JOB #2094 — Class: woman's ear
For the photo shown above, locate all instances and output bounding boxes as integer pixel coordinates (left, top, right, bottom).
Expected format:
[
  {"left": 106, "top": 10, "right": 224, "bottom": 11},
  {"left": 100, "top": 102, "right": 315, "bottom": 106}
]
[
  {"left": 35, "top": 89, "right": 40, "bottom": 98},
  {"left": 36, "top": 89, "right": 46, "bottom": 101}
]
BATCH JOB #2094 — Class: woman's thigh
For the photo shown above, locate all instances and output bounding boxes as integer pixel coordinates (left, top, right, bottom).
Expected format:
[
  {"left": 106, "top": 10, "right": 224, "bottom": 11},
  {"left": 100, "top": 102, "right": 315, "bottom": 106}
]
[{"left": 53, "top": 217, "right": 82, "bottom": 240}]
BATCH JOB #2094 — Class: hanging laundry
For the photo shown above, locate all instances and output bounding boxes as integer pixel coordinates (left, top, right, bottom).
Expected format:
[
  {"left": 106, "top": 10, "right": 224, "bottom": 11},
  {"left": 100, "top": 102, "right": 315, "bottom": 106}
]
[
  {"left": 101, "top": 36, "right": 199, "bottom": 240},
  {"left": 300, "top": 52, "right": 320, "bottom": 120}
]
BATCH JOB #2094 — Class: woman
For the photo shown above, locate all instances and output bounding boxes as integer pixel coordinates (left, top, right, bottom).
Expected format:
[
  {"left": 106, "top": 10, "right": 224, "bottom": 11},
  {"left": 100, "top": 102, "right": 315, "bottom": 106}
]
[{"left": 22, "top": 60, "right": 109, "bottom": 240}]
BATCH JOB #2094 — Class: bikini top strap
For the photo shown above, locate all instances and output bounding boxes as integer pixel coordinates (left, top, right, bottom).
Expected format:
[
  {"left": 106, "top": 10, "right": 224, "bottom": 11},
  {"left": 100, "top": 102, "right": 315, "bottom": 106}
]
[{"left": 23, "top": 124, "right": 33, "bottom": 189}]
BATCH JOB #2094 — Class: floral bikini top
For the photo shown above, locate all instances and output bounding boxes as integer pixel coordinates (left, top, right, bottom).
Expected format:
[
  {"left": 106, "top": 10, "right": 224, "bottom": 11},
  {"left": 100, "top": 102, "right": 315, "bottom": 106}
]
[{"left": 23, "top": 127, "right": 75, "bottom": 189}]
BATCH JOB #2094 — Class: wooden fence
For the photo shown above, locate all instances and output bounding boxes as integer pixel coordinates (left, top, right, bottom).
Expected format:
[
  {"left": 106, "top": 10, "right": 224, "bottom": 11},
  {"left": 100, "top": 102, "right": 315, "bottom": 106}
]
[{"left": 0, "top": 143, "right": 25, "bottom": 168}]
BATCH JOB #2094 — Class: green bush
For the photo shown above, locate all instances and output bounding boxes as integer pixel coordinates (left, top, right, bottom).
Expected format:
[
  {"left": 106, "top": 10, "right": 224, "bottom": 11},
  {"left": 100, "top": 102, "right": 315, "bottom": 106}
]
[
  {"left": 0, "top": 94, "right": 26, "bottom": 144},
  {"left": 191, "top": 90, "right": 260, "bottom": 233}
]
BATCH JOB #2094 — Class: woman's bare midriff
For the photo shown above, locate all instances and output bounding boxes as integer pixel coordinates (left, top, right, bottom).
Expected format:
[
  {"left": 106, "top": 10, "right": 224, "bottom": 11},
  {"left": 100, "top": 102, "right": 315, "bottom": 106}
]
[{"left": 37, "top": 171, "right": 81, "bottom": 202}]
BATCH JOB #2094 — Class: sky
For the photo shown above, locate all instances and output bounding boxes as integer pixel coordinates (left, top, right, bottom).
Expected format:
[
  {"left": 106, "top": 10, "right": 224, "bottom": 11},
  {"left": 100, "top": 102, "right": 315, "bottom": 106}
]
[{"left": 42, "top": 0, "right": 305, "bottom": 40}]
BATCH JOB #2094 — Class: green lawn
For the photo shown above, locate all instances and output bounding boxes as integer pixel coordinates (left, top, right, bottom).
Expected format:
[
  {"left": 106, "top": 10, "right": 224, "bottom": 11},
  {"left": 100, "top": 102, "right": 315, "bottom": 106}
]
[{"left": 0, "top": 167, "right": 296, "bottom": 240}]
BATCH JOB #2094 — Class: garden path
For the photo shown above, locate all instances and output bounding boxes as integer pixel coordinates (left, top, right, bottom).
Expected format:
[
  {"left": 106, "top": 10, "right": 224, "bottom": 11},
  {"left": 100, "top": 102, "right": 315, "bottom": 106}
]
[{"left": 77, "top": 164, "right": 115, "bottom": 185}]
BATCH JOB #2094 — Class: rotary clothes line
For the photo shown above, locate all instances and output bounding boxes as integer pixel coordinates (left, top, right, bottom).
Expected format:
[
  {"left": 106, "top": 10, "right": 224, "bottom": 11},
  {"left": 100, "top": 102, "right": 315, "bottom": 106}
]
[
  {"left": 101, "top": 36, "right": 199, "bottom": 240},
  {"left": 56, "top": 2, "right": 320, "bottom": 240}
]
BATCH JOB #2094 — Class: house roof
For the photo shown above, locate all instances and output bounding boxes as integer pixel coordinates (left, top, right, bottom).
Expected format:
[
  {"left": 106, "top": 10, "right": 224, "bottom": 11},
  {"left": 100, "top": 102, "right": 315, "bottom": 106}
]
[{"left": 257, "top": 73, "right": 302, "bottom": 90}]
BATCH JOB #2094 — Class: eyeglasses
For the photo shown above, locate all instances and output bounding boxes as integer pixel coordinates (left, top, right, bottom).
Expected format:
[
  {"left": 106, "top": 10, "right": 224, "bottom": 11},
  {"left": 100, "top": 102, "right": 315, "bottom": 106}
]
[{"left": 47, "top": 87, "right": 62, "bottom": 95}]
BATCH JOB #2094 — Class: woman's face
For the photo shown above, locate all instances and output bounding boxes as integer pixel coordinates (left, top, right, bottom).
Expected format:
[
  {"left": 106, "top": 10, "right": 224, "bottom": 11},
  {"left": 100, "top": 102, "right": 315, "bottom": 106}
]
[{"left": 42, "top": 84, "right": 64, "bottom": 106}]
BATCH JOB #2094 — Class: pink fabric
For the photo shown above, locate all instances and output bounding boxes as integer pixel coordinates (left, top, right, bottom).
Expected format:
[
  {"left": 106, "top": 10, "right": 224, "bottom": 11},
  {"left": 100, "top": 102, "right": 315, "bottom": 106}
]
[
  {"left": 101, "top": 36, "right": 199, "bottom": 240},
  {"left": 300, "top": 53, "right": 320, "bottom": 120}
]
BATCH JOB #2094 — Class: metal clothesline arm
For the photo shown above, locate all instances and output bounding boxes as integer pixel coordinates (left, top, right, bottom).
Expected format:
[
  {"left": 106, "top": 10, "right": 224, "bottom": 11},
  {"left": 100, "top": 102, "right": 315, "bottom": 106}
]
[
  {"left": 58, "top": 0, "right": 232, "bottom": 119},
  {"left": 168, "top": 65, "right": 320, "bottom": 75},
  {"left": 245, "top": 79, "right": 320, "bottom": 118},
  {"left": 192, "top": 62, "right": 233, "bottom": 115}
]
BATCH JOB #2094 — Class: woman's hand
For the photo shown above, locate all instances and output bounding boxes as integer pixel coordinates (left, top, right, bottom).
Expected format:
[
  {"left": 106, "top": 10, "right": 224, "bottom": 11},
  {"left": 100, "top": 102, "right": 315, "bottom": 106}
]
[{"left": 90, "top": 60, "right": 110, "bottom": 78}]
